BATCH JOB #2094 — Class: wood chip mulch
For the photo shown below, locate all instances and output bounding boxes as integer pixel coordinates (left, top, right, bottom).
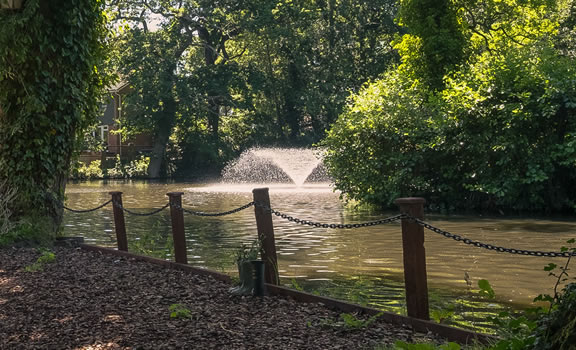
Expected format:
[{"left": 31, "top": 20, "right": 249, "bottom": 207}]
[{"left": 0, "top": 247, "right": 440, "bottom": 349}]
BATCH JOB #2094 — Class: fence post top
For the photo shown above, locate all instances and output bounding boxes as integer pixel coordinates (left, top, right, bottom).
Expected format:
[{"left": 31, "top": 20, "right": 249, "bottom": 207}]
[
  {"left": 252, "top": 187, "right": 269, "bottom": 194},
  {"left": 394, "top": 197, "right": 426, "bottom": 206},
  {"left": 166, "top": 192, "right": 184, "bottom": 197}
]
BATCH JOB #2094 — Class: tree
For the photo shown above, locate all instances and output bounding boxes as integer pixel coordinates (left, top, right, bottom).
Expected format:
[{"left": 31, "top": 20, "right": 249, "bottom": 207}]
[
  {"left": 323, "top": 0, "right": 576, "bottom": 212},
  {"left": 107, "top": 0, "right": 400, "bottom": 176},
  {"left": 0, "top": 0, "right": 108, "bottom": 233},
  {"left": 110, "top": 0, "right": 254, "bottom": 177},
  {"left": 395, "top": 0, "right": 466, "bottom": 90},
  {"left": 241, "top": 0, "right": 399, "bottom": 142}
]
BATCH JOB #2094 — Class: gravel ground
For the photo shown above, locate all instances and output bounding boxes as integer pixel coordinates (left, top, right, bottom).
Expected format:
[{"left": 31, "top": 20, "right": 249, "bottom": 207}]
[{"left": 0, "top": 247, "right": 439, "bottom": 349}]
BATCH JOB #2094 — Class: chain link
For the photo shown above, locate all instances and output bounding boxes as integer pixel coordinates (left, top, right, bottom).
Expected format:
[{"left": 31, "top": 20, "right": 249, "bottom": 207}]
[
  {"left": 403, "top": 214, "right": 576, "bottom": 258},
  {"left": 45, "top": 192, "right": 112, "bottom": 213},
  {"left": 254, "top": 201, "right": 403, "bottom": 229},
  {"left": 62, "top": 199, "right": 113, "bottom": 213},
  {"left": 113, "top": 201, "right": 170, "bottom": 216},
  {"left": 178, "top": 201, "right": 255, "bottom": 216}
]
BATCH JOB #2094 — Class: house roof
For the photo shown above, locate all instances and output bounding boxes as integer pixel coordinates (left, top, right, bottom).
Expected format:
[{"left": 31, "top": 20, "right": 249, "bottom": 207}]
[{"left": 109, "top": 81, "right": 131, "bottom": 94}]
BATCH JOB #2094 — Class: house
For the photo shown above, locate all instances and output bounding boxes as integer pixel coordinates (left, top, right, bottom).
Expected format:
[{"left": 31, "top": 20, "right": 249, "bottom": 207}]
[{"left": 79, "top": 81, "right": 153, "bottom": 164}]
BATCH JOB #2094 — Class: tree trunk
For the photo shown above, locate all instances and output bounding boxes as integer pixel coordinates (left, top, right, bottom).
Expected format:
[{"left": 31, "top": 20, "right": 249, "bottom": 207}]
[
  {"left": 147, "top": 124, "right": 171, "bottom": 178},
  {"left": 147, "top": 94, "right": 177, "bottom": 178},
  {"left": 145, "top": 23, "right": 192, "bottom": 178},
  {"left": 198, "top": 26, "right": 222, "bottom": 142}
]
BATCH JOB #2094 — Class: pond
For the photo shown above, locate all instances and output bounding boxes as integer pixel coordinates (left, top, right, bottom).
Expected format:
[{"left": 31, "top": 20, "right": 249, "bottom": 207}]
[{"left": 63, "top": 180, "right": 576, "bottom": 332}]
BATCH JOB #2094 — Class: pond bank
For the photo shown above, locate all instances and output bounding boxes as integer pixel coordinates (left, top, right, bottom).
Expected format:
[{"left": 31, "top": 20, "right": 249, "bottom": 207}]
[{"left": 1, "top": 246, "right": 442, "bottom": 349}]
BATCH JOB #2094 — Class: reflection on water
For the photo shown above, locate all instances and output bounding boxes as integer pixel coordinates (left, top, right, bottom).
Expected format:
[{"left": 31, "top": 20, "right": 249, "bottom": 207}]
[{"left": 63, "top": 180, "right": 576, "bottom": 331}]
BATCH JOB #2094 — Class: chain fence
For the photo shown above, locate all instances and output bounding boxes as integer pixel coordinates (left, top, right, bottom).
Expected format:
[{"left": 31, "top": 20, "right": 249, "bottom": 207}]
[
  {"left": 56, "top": 192, "right": 575, "bottom": 258},
  {"left": 402, "top": 214, "right": 576, "bottom": 258},
  {"left": 178, "top": 201, "right": 255, "bottom": 216},
  {"left": 254, "top": 201, "right": 404, "bottom": 229},
  {"left": 61, "top": 199, "right": 113, "bottom": 213},
  {"left": 254, "top": 202, "right": 576, "bottom": 257},
  {"left": 113, "top": 201, "right": 171, "bottom": 217}
]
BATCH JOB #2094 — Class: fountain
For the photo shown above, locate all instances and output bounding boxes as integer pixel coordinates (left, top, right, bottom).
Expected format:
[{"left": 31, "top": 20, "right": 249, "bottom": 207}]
[{"left": 221, "top": 147, "right": 331, "bottom": 186}]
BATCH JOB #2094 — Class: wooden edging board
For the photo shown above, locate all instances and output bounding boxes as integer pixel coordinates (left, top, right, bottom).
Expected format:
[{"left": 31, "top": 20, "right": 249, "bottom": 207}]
[{"left": 79, "top": 244, "right": 494, "bottom": 345}]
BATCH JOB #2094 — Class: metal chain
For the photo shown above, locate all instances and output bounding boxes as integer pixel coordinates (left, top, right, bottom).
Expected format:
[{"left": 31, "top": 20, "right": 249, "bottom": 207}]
[
  {"left": 404, "top": 214, "right": 576, "bottom": 258},
  {"left": 178, "top": 201, "right": 255, "bottom": 216},
  {"left": 113, "top": 201, "right": 170, "bottom": 216},
  {"left": 45, "top": 192, "right": 112, "bottom": 213},
  {"left": 62, "top": 199, "right": 113, "bottom": 213},
  {"left": 254, "top": 201, "right": 403, "bottom": 229}
]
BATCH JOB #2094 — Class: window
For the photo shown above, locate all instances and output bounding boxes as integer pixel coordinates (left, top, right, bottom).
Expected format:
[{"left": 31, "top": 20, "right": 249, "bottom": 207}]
[{"left": 99, "top": 125, "right": 109, "bottom": 142}]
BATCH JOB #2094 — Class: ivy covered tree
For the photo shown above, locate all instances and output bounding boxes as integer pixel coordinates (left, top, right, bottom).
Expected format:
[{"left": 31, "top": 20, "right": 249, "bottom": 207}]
[{"left": 0, "top": 0, "right": 108, "bottom": 234}]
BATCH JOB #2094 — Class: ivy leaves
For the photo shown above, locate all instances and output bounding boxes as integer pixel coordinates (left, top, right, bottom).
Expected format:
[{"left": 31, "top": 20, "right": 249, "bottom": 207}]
[{"left": 0, "top": 0, "right": 109, "bottom": 224}]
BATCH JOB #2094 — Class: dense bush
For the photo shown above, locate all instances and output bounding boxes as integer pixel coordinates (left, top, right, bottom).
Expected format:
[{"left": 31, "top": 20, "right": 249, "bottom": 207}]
[
  {"left": 107, "top": 155, "right": 150, "bottom": 179},
  {"left": 69, "top": 160, "right": 104, "bottom": 180},
  {"left": 69, "top": 156, "right": 150, "bottom": 180},
  {"left": 532, "top": 282, "right": 576, "bottom": 349},
  {"left": 323, "top": 1, "right": 576, "bottom": 213}
]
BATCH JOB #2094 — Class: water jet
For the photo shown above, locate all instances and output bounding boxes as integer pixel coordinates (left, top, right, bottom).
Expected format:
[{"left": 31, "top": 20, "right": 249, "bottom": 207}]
[{"left": 221, "top": 147, "right": 331, "bottom": 187}]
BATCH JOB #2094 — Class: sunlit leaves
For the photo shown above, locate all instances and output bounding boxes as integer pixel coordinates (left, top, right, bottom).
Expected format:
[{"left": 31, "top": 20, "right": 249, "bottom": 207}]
[{"left": 323, "top": 0, "right": 576, "bottom": 212}]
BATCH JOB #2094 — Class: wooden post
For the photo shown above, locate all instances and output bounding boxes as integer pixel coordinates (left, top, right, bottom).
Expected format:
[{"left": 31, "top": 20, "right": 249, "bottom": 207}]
[
  {"left": 109, "top": 191, "right": 128, "bottom": 252},
  {"left": 394, "top": 197, "right": 430, "bottom": 320},
  {"left": 252, "top": 187, "right": 279, "bottom": 285},
  {"left": 167, "top": 192, "right": 188, "bottom": 264}
]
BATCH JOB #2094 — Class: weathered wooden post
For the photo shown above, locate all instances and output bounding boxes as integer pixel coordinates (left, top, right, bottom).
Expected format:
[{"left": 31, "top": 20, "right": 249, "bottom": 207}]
[
  {"left": 109, "top": 191, "right": 128, "bottom": 252},
  {"left": 167, "top": 192, "right": 188, "bottom": 264},
  {"left": 252, "top": 187, "right": 279, "bottom": 285},
  {"left": 394, "top": 197, "right": 430, "bottom": 320}
]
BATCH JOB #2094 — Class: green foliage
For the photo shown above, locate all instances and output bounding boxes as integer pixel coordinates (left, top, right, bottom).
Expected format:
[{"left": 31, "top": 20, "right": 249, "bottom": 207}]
[
  {"left": 473, "top": 239, "right": 576, "bottom": 349},
  {"left": 234, "top": 239, "right": 261, "bottom": 263},
  {"left": 70, "top": 160, "right": 104, "bottom": 180},
  {"left": 478, "top": 280, "right": 495, "bottom": 300},
  {"left": 393, "top": 341, "right": 461, "bottom": 350},
  {"left": 529, "top": 239, "right": 576, "bottom": 349},
  {"left": 106, "top": 0, "right": 400, "bottom": 176},
  {"left": 290, "top": 278, "right": 304, "bottom": 292},
  {"left": 168, "top": 303, "right": 192, "bottom": 319},
  {"left": 107, "top": 155, "right": 150, "bottom": 179},
  {"left": 430, "top": 304, "right": 455, "bottom": 324},
  {"left": 24, "top": 249, "right": 56, "bottom": 272},
  {"left": 487, "top": 310, "right": 540, "bottom": 350},
  {"left": 0, "top": 216, "right": 55, "bottom": 247},
  {"left": 396, "top": 0, "right": 466, "bottom": 89},
  {"left": 0, "top": 0, "right": 109, "bottom": 228},
  {"left": 130, "top": 218, "right": 174, "bottom": 260},
  {"left": 322, "top": 68, "right": 436, "bottom": 205},
  {"left": 68, "top": 156, "right": 150, "bottom": 180},
  {"left": 323, "top": 0, "right": 576, "bottom": 213},
  {"left": 532, "top": 283, "right": 576, "bottom": 350}
]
